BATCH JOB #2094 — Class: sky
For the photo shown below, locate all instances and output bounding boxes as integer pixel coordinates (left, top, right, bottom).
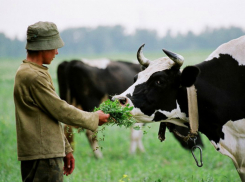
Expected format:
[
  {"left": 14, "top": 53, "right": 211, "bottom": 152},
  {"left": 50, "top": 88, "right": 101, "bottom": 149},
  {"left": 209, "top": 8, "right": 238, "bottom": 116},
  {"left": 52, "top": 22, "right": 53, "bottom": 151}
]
[{"left": 1, "top": 0, "right": 245, "bottom": 40}]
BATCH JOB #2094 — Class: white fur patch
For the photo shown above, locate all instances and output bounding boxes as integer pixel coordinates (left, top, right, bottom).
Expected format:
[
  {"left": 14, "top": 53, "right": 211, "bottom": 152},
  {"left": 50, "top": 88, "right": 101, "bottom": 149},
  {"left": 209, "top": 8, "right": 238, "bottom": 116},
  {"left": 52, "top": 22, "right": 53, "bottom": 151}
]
[
  {"left": 161, "top": 103, "right": 188, "bottom": 121},
  {"left": 136, "top": 57, "right": 174, "bottom": 83},
  {"left": 118, "top": 57, "right": 174, "bottom": 97},
  {"left": 81, "top": 58, "right": 111, "bottom": 69},
  {"left": 117, "top": 96, "right": 189, "bottom": 127},
  {"left": 205, "top": 35, "right": 245, "bottom": 65},
  {"left": 131, "top": 108, "right": 188, "bottom": 127},
  {"left": 211, "top": 119, "right": 245, "bottom": 176}
]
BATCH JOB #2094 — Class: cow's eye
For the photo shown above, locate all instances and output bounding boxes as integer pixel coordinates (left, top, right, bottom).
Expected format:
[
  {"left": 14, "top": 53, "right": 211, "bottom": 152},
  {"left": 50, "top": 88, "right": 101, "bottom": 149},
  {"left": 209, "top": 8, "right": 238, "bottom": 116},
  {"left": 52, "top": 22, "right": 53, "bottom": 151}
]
[{"left": 155, "top": 80, "right": 163, "bottom": 86}]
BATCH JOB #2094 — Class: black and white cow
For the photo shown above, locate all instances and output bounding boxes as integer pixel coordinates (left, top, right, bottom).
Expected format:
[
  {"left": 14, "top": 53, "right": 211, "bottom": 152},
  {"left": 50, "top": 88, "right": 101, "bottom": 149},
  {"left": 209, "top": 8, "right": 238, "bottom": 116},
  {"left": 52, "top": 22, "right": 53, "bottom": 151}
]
[
  {"left": 113, "top": 36, "right": 245, "bottom": 181},
  {"left": 58, "top": 58, "right": 203, "bottom": 158}
]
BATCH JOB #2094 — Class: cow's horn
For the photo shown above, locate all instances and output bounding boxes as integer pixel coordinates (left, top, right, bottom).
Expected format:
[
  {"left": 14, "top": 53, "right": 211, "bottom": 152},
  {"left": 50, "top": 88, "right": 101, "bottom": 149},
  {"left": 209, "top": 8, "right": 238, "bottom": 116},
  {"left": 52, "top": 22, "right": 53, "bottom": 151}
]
[
  {"left": 137, "top": 44, "right": 150, "bottom": 67},
  {"left": 162, "top": 48, "right": 184, "bottom": 68}
]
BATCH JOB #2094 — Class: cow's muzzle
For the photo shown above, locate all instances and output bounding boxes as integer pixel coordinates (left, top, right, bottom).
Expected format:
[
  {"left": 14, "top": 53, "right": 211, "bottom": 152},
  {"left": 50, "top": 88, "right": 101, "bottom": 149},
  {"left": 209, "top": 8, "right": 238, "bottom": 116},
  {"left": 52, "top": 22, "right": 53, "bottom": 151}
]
[{"left": 112, "top": 96, "right": 128, "bottom": 106}]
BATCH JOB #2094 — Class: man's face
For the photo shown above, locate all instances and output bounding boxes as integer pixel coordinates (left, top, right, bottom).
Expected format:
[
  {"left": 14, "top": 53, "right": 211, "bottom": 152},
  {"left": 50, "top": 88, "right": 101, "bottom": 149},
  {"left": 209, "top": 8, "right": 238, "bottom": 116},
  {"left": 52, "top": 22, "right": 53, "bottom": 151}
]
[{"left": 42, "top": 49, "right": 58, "bottom": 64}]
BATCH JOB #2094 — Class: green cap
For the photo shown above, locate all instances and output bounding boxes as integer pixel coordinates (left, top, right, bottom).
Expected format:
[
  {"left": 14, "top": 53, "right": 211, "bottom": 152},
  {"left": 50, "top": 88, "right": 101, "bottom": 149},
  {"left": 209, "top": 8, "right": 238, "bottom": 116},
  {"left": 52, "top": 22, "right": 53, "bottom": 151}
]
[{"left": 25, "top": 21, "right": 64, "bottom": 50}]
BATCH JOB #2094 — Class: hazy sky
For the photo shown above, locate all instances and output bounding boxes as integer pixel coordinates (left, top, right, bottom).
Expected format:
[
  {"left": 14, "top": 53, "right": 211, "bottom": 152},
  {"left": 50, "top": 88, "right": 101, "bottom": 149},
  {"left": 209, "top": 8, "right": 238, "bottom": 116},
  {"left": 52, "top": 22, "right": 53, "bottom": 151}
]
[{"left": 1, "top": 0, "right": 245, "bottom": 40}]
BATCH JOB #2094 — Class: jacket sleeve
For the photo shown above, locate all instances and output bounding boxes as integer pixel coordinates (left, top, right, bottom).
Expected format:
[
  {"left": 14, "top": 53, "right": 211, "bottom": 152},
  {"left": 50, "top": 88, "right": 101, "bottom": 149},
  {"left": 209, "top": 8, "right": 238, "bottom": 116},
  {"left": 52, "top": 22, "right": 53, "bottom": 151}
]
[
  {"left": 64, "top": 135, "right": 73, "bottom": 154},
  {"left": 30, "top": 74, "right": 99, "bottom": 132}
]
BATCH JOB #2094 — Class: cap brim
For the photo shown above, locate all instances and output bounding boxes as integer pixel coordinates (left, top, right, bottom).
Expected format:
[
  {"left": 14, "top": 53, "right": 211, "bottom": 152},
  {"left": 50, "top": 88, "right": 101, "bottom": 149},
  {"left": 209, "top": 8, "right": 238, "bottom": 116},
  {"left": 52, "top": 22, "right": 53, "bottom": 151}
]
[{"left": 26, "top": 37, "right": 64, "bottom": 50}]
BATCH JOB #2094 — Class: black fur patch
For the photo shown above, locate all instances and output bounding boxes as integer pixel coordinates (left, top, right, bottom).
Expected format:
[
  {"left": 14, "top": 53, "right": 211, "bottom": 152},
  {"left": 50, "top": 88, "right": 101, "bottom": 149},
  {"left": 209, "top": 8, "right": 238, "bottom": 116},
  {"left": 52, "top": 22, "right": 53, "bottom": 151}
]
[{"left": 153, "top": 111, "right": 167, "bottom": 121}]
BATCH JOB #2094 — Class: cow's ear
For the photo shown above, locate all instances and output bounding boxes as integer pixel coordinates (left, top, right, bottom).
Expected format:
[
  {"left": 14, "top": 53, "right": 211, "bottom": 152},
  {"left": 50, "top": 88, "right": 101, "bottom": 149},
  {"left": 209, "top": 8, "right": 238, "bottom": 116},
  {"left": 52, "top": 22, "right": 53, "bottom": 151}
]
[{"left": 180, "top": 66, "right": 200, "bottom": 87}]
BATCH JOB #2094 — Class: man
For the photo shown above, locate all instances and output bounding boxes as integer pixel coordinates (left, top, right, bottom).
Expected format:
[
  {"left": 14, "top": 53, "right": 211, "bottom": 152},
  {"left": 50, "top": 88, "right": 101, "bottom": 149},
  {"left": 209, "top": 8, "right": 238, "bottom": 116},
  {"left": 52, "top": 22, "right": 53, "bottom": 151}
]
[{"left": 13, "top": 21, "right": 110, "bottom": 182}]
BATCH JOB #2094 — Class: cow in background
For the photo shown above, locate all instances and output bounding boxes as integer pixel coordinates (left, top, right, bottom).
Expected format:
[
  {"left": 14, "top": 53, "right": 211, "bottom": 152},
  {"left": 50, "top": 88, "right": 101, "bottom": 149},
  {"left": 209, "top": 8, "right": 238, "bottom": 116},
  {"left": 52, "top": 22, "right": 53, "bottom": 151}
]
[
  {"left": 113, "top": 36, "right": 245, "bottom": 180},
  {"left": 57, "top": 58, "right": 204, "bottom": 158},
  {"left": 57, "top": 59, "right": 145, "bottom": 158}
]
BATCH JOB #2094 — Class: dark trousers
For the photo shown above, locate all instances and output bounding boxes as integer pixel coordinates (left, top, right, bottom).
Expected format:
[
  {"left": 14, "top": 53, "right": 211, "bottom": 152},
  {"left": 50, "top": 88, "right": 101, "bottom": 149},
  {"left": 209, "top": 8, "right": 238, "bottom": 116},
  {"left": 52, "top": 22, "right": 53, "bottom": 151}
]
[{"left": 21, "top": 158, "right": 63, "bottom": 182}]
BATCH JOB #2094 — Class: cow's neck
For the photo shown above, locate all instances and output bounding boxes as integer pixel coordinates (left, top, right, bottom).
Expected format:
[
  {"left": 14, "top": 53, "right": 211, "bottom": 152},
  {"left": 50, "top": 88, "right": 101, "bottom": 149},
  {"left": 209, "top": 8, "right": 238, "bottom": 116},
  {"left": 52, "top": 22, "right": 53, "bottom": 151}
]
[
  {"left": 177, "top": 56, "right": 245, "bottom": 143},
  {"left": 176, "top": 75, "right": 221, "bottom": 142}
]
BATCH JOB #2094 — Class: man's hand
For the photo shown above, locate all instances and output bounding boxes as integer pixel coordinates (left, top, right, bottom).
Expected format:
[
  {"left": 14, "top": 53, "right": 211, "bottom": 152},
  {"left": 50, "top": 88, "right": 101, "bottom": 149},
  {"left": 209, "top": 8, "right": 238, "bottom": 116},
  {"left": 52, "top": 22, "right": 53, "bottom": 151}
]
[
  {"left": 96, "top": 110, "right": 110, "bottom": 126},
  {"left": 63, "top": 152, "right": 75, "bottom": 176}
]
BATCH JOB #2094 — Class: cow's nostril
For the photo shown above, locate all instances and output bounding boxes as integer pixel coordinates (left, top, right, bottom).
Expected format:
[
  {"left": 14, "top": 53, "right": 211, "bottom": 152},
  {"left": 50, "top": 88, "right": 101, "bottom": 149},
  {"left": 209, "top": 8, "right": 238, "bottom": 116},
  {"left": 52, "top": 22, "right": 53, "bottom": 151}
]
[{"left": 118, "top": 97, "right": 127, "bottom": 105}]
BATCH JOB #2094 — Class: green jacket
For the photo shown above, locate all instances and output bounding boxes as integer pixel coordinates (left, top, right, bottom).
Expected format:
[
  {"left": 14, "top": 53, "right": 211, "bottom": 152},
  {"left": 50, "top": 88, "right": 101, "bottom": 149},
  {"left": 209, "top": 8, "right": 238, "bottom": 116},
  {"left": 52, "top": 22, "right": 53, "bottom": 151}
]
[{"left": 14, "top": 60, "right": 99, "bottom": 161}]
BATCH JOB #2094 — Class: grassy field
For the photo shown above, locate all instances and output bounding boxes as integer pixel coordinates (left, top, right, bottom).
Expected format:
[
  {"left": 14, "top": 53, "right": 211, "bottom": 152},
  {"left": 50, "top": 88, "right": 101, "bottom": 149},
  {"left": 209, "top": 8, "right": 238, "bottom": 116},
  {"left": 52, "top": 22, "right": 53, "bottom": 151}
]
[{"left": 0, "top": 51, "right": 241, "bottom": 182}]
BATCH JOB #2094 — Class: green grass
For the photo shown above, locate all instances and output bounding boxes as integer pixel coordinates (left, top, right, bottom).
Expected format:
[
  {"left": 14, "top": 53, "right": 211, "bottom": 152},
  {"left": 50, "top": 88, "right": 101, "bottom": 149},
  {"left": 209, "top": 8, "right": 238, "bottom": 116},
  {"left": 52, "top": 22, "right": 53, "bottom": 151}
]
[{"left": 0, "top": 51, "right": 241, "bottom": 182}]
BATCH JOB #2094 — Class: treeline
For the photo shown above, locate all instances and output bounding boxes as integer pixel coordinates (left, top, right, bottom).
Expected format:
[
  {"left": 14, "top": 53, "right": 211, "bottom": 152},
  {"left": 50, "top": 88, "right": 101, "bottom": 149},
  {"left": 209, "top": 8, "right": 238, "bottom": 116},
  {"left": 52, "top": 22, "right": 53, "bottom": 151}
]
[{"left": 0, "top": 26, "right": 244, "bottom": 58}]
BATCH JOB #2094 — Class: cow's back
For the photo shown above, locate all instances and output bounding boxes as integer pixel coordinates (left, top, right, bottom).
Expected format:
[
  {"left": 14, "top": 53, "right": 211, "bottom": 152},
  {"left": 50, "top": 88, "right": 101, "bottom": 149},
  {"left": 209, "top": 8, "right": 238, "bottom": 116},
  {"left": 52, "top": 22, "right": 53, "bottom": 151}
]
[
  {"left": 57, "top": 61, "right": 69, "bottom": 102},
  {"left": 105, "top": 61, "right": 141, "bottom": 96},
  {"left": 57, "top": 60, "right": 140, "bottom": 111}
]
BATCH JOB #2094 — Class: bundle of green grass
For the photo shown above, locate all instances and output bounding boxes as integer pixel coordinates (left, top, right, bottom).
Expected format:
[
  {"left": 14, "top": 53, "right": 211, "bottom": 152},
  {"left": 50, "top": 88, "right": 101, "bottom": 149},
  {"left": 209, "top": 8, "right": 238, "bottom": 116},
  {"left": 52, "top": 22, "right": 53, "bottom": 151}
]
[{"left": 94, "top": 99, "right": 140, "bottom": 130}]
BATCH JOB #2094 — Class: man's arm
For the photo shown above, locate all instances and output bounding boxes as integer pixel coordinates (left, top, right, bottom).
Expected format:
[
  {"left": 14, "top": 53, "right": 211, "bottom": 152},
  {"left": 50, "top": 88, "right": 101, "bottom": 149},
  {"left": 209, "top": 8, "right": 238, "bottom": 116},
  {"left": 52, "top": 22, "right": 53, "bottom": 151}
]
[{"left": 30, "top": 75, "right": 102, "bottom": 131}]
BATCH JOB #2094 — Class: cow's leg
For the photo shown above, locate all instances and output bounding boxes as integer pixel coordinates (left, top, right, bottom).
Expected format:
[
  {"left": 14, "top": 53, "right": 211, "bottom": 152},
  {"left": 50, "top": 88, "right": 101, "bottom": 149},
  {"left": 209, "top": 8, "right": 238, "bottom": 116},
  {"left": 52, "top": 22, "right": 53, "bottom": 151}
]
[
  {"left": 64, "top": 125, "right": 75, "bottom": 150},
  {"left": 210, "top": 120, "right": 245, "bottom": 181},
  {"left": 130, "top": 123, "right": 145, "bottom": 154},
  {"left": 85, "top": 129, "right": 103, "bottom": 159},
  {"left": 130, "top": 139, "right": 137, "bottom": 154},
  {"left": 74, "top": 103, "right": 104, "bottom": 159},
  {"left": 70, "top": 103, "right": 103, "bottom": 158},
  {"left": 137, "top": 136, "right": 145, "bottom": 152},
  {"left": 219, "top": 140, "right": 245, "bottom": 182},
  {"left": 219, "top": 140, "right": 245, "bottom": 181}
]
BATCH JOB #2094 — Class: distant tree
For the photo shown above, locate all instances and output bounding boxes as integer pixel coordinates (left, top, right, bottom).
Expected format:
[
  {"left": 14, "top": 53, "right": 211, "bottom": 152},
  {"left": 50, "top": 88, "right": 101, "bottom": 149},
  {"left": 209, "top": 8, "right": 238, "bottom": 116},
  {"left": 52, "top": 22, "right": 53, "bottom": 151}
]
[
  {"left": 60, "top": 25, "right": 127, "bottom": 54},
  {"left": 0, "top": 26, "right": 244, "bottom": 58},
  {"left": 60, "top": 27, "right": 93, "bottom": 55},
  {"left": 131, "top": 29, "right": 160, "bottom": 51},
  {"left": 0, "top": 33, "right": 25, "bottom": 58},
  {"left": 197, "top": 26, "right": 245, "bottom": 49},
  {"left": 160, "top": 26, "right": 245, "bottom": 51}
]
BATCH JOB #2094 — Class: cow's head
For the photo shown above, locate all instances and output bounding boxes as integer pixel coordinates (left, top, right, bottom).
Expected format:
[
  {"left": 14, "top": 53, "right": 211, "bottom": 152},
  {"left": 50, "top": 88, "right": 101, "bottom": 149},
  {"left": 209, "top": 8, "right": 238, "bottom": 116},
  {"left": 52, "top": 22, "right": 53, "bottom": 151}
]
[{"left": 113, "top": 44, "right": 199, "bottom": 127}]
